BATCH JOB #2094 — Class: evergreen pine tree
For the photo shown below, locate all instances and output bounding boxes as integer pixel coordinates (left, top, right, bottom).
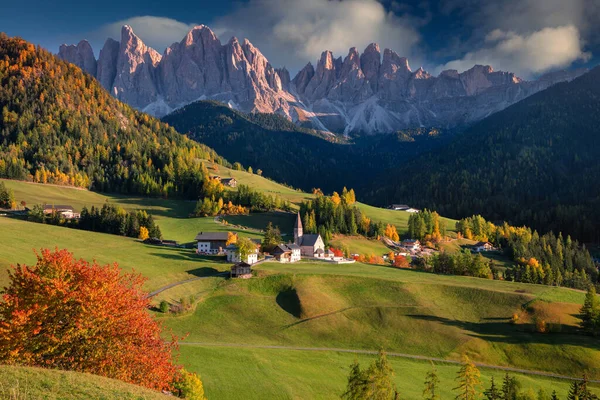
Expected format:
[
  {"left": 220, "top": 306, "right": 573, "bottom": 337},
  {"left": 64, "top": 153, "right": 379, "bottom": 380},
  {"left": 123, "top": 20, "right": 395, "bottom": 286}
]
[
  {"left": 501, "top": 373, "right": 519, "bottom": 400},
  {"left": 484, "top": 377, "right": 501, "bottom": 400},
  {"left": 580, "top": 286, "right": 600, "bottom": 335},
  {"left": 551, "top": 390, "right": 559, "bottom": 400}
]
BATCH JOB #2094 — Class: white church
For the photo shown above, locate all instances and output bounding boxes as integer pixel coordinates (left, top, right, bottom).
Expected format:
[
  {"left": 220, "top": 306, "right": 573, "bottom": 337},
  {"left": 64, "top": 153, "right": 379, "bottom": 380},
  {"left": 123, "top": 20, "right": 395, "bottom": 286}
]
[{"left": 294, "top": 212, "right": 326, "bottom": 257}]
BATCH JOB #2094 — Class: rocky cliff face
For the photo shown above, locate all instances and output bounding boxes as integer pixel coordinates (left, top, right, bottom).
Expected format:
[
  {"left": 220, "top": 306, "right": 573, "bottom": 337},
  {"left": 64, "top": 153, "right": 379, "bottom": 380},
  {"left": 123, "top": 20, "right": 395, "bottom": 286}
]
[
  {"left": 58, "top": 40, "right": 97, "bottom": 76},
  {"left": 58, "top": 27, "right": 586, "bottom": 135}
]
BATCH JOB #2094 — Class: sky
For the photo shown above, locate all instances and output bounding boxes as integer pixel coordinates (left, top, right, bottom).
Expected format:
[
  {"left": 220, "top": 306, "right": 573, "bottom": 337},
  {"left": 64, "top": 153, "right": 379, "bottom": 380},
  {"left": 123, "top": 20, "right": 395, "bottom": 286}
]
[{"left": 2, "top": 0, "right": 599, "bottom": 79}]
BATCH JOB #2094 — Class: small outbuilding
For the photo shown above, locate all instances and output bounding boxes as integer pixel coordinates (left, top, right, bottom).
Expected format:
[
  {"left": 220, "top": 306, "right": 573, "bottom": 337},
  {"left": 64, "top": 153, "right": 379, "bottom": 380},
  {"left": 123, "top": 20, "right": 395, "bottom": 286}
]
[
  {"left": 231, "top": 262, "right": 252, "bottom": 279},
  {"left": 473, "top": 242, "right": 494, "bottom": 252}
]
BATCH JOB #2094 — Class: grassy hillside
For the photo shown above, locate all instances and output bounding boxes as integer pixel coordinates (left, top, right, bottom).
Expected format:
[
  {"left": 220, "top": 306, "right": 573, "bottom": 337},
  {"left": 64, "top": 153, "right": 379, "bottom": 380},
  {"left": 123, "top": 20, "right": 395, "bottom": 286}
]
[
  {"left": 0, "top": 217, "right": 229, "bottom": 290},
  {"left": 1, "top": 178, "right": 452, "bottom": 239},
  {"left": 179, "top": 346, "right": 581, "bottom": 400},
  {"left": 1, "top": 215, "right": 598, "bottom": 397},
  {"left": 154, "top": 262, "right": 598, "bottom": 380},
  {"left": 0, "top": 365, "right": 168, "bottom": 399}
]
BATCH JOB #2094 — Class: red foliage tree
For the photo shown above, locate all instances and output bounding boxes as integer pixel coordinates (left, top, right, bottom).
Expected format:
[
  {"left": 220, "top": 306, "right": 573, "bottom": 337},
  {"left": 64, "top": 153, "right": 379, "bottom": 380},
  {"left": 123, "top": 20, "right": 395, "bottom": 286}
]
[
  {"left": 394, "top": 255, "right": 410, "bottom": 269},
  {"left": 330, "top": 247, "right": 344, "bottom": 258},
  {"left": 0, "top": 249, "right": 180, "bottom": 391}
]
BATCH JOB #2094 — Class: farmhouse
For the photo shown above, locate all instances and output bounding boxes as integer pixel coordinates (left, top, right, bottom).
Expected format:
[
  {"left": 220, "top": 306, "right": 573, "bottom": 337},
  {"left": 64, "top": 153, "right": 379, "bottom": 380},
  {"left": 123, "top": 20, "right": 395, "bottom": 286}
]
[
  {"left": 401, "top": 239, "right": 421, "bottom": 251},
  {"left": 294, "top": 212, "right": 326, "bottom": 257},
  {"left": 42, "top": 204, "right": 80, "bottom": 219},
  {"left": 230, "top": 262, "right": 252, "bottom": 279},
  {"left": 389, "top": 204, "right": 410, "bottom": 210},
  {"left": 473, "top": 241, "right": 494, "bottom": 252},
  {"left": 225, "top": 242, "right": 260, "bottom": 265},
  {"left": 194, "top": 232, "right": 234, "bottom": 254},
  {"left": 221, "top": 178, "right": 237, "bottom": 187},
  {"left": 273, "top": 244, "right": 301, "bottom": 263}
]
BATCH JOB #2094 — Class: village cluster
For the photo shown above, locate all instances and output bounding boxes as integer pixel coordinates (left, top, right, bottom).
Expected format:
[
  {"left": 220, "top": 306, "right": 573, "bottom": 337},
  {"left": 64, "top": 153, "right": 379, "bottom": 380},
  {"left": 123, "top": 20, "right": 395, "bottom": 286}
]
[{"left": 195, "top": 213, "right": 353, "bottom": 278}]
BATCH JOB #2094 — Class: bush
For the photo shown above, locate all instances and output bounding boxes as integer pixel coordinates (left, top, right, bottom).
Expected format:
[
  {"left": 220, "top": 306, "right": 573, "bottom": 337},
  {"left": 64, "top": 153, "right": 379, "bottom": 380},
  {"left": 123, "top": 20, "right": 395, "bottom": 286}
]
[
  {"left": 175, "top": 368, "right": 207, "bottom": 400},
  {"left": 160, "top": 300, "right": 170, "bottom": 314}
]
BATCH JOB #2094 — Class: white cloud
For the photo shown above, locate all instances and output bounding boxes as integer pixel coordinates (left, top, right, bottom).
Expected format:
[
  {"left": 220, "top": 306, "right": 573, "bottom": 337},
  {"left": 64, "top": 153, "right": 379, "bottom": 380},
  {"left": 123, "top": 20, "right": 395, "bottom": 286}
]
[
  {"left": 212, "top": 0, "right": 421, "bottom": 73},
  {"left": 93, "top": 16, "right": 197, "bottom": 53},
  {"left": 438, "top": 25, "right": 591, "bottom": 78}
]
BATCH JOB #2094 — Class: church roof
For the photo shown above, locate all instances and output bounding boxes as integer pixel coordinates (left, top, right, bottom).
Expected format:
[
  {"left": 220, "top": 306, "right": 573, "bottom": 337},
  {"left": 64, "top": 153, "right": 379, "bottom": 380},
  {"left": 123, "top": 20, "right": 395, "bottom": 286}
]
[
  {"left": 295, "top": 212, "right": 302, "bottom": 230},
  {"left": 300, "top": 234, "right": 321, "bottom": 246}
]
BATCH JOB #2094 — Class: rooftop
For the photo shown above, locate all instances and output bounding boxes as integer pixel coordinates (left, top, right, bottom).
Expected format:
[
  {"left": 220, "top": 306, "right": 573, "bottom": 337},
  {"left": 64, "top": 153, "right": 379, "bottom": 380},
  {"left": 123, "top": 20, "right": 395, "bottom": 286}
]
[{"left": 194, "top": 232, "right": 231, "bottom": 241}]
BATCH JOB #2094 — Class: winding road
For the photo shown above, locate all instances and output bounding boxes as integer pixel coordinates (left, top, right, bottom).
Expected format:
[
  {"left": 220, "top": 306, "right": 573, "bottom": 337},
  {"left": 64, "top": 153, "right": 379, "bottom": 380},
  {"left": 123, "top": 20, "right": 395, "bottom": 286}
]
[
  {"left": 178, "top": 342, "right": 599, "bottom": 383},
  {"left": 146, "top": 272, "right": 229, "bottom": 298}
]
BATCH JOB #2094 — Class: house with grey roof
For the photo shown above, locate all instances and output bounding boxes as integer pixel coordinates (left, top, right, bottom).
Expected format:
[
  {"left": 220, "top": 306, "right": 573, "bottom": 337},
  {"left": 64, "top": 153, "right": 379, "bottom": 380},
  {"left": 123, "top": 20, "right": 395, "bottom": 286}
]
[
  {"left": 272, "top": 243, "right": 301, "bottom": 263},
  {"left": 194, "top": 231, "right": 234, "bottom": 254}
]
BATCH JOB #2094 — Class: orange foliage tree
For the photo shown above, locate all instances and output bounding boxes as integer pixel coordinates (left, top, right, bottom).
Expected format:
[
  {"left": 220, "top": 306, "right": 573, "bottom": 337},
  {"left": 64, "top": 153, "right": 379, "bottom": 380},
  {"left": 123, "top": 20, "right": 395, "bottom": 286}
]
[
  {"left": 394, "top": 255, "right": 410, "bottom": 268},
  {"left": 0, "top": 249, "right": 180, "bottom": 391}
]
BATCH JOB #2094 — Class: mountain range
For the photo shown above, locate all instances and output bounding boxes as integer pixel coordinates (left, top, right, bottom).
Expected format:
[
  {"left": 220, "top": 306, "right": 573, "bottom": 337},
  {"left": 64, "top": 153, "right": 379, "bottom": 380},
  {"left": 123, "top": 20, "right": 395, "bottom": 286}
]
[{"left": 58, "top": 25, "right": 586, "bottom": 135}]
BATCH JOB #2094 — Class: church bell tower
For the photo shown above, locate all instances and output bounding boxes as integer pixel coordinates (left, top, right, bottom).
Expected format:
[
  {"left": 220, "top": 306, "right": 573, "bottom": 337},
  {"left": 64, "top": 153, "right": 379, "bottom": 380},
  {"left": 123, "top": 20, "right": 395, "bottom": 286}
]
[{"left": 294, "top": 212, "right": 303, "bottom": 245}]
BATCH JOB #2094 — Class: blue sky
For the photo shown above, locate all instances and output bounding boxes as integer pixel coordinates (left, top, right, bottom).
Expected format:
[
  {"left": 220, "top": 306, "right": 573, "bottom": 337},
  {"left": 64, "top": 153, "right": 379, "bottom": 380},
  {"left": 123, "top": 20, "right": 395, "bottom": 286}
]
[{"left": 3, "top": 0, "right": 598, "bottom": 78}]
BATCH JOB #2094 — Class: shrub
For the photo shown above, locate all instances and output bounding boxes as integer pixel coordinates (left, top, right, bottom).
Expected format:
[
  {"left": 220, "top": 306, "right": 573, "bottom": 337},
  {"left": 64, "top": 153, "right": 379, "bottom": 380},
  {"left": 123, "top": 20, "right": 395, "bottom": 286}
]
[
  {"left": 175, "top": 368, "right": 207, "bottom": 400},
  {"left": 510, "top": 313, "right": 519, "bottom": 324},
  {"left": 160, "top": 300, "right": 170, "bottom": 313}
]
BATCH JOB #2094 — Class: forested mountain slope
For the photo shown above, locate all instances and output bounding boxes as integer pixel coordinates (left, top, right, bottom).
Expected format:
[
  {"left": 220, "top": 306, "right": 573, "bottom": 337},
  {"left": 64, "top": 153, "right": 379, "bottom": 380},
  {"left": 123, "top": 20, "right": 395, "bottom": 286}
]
[
  {"left": 0, "top": 34, "right": 226, "bottom": 199},
  {"left": 366, "top": 67, "right": 600, "bottom": 242},
  {"left": 163, "top": 100, "right": 448, "bottom": 192}
]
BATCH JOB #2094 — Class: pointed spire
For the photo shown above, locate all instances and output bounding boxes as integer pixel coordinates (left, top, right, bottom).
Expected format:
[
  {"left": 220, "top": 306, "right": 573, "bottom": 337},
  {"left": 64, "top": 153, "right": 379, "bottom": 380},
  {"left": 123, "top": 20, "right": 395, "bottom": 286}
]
[{"left": 294, "top": 212, "right": 303, "bottom": 246}]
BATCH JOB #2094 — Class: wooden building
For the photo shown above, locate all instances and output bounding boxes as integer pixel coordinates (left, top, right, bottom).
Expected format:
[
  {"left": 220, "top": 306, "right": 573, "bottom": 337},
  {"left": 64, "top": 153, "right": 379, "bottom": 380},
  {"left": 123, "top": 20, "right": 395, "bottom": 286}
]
[{"left": 231, "top": 262, "right": 252, "bottom": 278}]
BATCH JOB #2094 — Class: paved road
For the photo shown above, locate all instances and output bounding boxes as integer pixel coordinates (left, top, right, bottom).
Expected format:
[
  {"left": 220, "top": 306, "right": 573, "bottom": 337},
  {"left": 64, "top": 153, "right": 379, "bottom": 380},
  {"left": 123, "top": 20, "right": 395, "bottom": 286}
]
[
  {"left": 146, "top": 272, "right": 229, "bottom": 298},
  {"left": 178, "top": 342, "right": 598, "bottom": 383}
]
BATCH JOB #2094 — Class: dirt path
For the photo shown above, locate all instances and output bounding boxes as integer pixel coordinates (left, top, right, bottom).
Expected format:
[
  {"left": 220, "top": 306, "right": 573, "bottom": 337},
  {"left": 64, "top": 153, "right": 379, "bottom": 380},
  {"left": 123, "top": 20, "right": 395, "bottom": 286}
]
[{"left": 178, "top": 342, "right": 598, "bottom": 383}]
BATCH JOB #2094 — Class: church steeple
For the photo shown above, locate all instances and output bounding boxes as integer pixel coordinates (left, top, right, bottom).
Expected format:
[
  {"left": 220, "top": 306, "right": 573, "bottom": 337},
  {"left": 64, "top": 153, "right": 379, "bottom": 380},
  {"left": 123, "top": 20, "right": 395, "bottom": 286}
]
[{"left": 294, "top": 212, "right": 303, "bottom": 245}]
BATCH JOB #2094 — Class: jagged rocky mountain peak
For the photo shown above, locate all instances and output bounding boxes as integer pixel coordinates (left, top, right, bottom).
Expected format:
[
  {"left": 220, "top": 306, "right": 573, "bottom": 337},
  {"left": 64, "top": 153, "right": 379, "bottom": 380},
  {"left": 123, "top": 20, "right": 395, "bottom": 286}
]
[
  {"left": 57, "top": 24, "right": 587, "bottom": 135},
  {"left": 58, "top": 39, "right": 97, "bottom": 76}
]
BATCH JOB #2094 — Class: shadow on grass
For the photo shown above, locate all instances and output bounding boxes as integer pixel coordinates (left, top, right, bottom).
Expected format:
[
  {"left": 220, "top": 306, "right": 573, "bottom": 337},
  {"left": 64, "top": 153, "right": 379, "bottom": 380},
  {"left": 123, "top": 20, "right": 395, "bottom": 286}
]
[
  {"left": 276, "top": 287, "right": 302, "bottom": 318},
  {"left": 103, "top": 194, "right": 195, "bottom": 219},
  {"left": 149, "top": 247, "right": 227, "bottom": 263},
  {"left": 186, "top": 267, "right": 221, "bottom": 277},
  {"left": 406, "top": 314, "right": 600, "bottom": 349}
]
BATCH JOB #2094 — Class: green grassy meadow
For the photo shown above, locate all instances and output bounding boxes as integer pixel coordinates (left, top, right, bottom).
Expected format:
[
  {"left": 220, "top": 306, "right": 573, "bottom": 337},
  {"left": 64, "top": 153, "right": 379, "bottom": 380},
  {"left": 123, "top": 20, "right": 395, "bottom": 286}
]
[
  {"left": 356, "top": 202, "right": 457, "bottom": 236},
  {"left": 179, "top": 346, "right": 583, "bottom": 400},
  {"left": 1, "top": 179, "right": 598, "bottom": 398},
  {"left": 0, "top": 217, "right": 228, "bottom": 291},
  {"left": 329, "top": 235, "right": 391, "bottom": 255},
  {"left": 0, "top": 365, "right": 168, "bottom": 399}
]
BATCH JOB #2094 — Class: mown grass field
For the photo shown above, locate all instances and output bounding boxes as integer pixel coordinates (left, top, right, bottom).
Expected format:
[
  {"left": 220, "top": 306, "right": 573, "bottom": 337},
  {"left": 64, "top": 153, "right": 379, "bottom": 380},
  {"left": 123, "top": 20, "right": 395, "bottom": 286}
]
[
  {"left": 157, "top": 265, "right": 598, "bottom": 382},
  {"left": 329, "top": 235, "right": 391, "bottom": 255},
  {"left": 2, "top": 217, "right": 599, "bottom": 397},
  {"left": 2, "top": 179, "right": 598, "bottom": 398},
  {"left": 0, "top": 365, "right": 168, "bottom": 399},
  {"left": 179, "top": 346, "right": 582, "bottom": 400},
  {"left": 0, "top": 217, "right": 228, "bottom": 291}
]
